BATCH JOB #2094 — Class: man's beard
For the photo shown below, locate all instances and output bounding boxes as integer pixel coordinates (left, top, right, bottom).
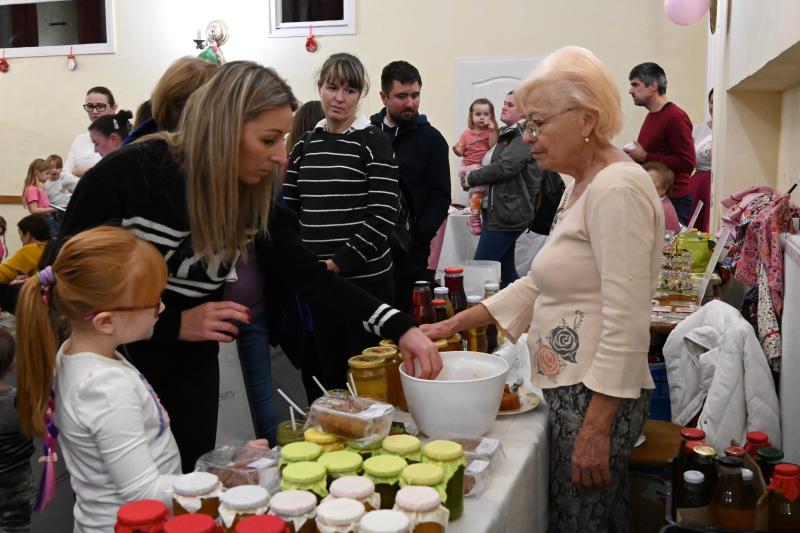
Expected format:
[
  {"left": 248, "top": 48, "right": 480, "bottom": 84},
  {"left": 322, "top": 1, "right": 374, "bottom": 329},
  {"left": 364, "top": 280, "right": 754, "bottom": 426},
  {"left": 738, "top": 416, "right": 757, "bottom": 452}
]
[{"left": 390, "top": 109, "right": 418, "bottom": 127}]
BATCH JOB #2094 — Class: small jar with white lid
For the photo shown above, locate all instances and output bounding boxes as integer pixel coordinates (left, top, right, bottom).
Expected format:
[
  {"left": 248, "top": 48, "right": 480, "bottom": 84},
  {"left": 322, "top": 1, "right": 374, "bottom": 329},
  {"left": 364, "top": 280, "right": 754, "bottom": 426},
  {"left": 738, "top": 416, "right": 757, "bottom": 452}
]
[
  {"left": 393, "top": 486, "right": 449, "bottom": 533},
  {"left": 218, "top": 485, "right": 270, "bottom": 533},
  {"left": 328, "top": 476, "right": 380, "bottom": 511},
  {"left": 172, "top": 471, "right": 223, "bottom": 519},
  {"left": 268, "top": 490, "right": 318, "bottom": 533},
  {"left": 315, "top": 497, "right": 365, "bottom": 533},
  {"left": 359, "top": 510, "right": 410, "bottom": 533}
]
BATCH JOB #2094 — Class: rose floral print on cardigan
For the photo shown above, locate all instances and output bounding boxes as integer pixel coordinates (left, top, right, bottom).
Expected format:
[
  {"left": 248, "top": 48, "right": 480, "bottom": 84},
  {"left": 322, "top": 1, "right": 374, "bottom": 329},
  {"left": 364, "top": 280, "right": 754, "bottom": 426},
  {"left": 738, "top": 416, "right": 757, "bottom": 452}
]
[{"left": 534, "top": 310, "right": 584, "bottom": 383}]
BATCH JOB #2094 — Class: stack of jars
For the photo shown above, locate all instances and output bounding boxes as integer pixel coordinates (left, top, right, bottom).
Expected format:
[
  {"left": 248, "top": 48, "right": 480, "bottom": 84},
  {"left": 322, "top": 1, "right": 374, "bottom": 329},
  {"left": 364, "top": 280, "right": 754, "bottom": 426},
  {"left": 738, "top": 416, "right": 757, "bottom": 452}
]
[{"left": 673, "top": 428, "right": 800, "bottom": 531}]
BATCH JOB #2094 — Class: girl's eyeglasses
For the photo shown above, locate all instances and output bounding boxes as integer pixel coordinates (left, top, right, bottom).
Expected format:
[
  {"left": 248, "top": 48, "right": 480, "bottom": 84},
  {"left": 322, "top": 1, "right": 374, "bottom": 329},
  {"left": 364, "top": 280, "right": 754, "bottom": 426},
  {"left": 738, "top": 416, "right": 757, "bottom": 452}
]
[{"left": 83, "top": 302, "right": 162, "bottom": 321}]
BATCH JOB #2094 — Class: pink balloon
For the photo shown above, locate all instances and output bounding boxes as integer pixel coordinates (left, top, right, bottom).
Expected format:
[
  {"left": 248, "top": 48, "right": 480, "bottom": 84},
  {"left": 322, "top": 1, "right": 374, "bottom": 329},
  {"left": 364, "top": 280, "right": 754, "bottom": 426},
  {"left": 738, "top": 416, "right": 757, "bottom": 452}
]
[{"left": 664, "top": 0, "right": 710, "bottom": 26}]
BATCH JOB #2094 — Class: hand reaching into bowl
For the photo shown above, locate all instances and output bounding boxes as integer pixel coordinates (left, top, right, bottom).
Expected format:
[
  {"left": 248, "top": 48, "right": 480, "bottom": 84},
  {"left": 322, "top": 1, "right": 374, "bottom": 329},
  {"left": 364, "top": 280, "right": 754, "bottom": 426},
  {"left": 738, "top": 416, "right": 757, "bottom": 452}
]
[{"left": 398, "top": 328, "right": 443, "bottom": 380}]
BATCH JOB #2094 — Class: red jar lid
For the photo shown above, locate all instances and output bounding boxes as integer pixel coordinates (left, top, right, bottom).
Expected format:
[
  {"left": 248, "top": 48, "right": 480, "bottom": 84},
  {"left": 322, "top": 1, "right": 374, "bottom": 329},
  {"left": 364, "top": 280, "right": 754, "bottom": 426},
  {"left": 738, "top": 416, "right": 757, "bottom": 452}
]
[
  {"left": 774, "top": 463, "right": 800, "bottom": 478},
  {"left": 432, "top": 299, "right": 446, "bottom": 305},
  {"left": 680, "top": 428, "right": 705, "bottom": 441},
  {"left": 747, "top": 431, "right": 769, "bottom": 445},
  {"left": 724, "top": 446, "right": 746, "bottom": 458},
  {"left": 164, "top": 513, "right": 218, "bottom": 533},
  {"left": 443, "top": 267, "right": 463, "bottom": 274},
  {"left": 235, "top": 515, "right": 289, "bottom": 533},
  {"left": 116, "top": 500, "right": 168, "bottom": 526}
]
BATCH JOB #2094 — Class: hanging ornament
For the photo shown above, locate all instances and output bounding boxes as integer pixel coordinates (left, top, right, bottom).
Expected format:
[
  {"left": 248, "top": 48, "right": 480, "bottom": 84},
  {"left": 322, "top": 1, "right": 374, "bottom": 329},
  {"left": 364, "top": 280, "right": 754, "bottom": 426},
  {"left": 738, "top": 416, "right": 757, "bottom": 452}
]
[
  {"left": 0, "top": 50, "right": 9, "bottom": 74},
  {"left": 66, "top": 46, "right": 77, "bottom": 71},
  {"left": 305, "top": 25, "right": 318, "bottom": 53}
]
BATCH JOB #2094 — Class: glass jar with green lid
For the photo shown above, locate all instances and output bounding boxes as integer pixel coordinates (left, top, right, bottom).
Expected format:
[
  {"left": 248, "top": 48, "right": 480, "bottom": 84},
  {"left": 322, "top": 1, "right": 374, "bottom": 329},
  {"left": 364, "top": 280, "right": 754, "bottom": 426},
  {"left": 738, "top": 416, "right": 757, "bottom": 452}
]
[
  {"left": 756, "top": 447, "right": 784, "bottom": 484},
  {"left": 277, "top": 420, "right": 307, "bottom": 447},
  {"left": 346, "top": 438, "right": 384, "bottom": 460},
  {"left": 267, "top": 490, "right": 318, "bottom": 533},
  {"left": 394, "top": 485, "right": 449, "bottom": 533},
  {"left": 363, "top": 455, "right": 408, "bottom": 510},
  {"left": 398, "top": 463, "right": 447, "bottom": 504},
  {"left": 382, "top": 435, "right": 422, "bottom": 463},
  {"left": 316, "top": 498, "right": 365, "bottom": 533},
  {"left": 422, "top": 440, "right": 465, "bottom": 520},
  {"left": 218, "top": 485, "right": 270, "bottom": 533},
  {"left": 364, "top": 346, "right": 406, "bottom": 411},
  {"left": 305, "top": 427, "right": 345, "bottom": 453},
  {"left": 348, "top": 355, "right": 388, "bottom": 402},
  {"left": 318, "top": 451, "right": 363, "bottom": 489},
  {"left": 281, "top": 441, "right": 323, "bottom": 471},
  {"left": 329, "top": 476, "right": 380, "bottom": 512},
  {"left": 281, "top": 461, "right": 329, "bottom": 503}
]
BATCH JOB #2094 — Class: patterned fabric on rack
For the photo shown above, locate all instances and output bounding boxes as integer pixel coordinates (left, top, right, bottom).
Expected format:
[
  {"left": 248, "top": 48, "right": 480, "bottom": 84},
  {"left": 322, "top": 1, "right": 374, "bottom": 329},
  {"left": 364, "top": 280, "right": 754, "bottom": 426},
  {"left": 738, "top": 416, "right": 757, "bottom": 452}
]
[{"left": 757, "top": 262, "right": 781, "bottom": 371}]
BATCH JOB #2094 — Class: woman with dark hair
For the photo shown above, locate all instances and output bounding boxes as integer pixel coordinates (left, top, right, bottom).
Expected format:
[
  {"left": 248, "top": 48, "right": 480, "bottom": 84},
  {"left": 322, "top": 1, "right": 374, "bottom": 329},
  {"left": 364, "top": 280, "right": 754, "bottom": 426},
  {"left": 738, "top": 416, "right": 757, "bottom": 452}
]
[
  {"left": 0, "top": 214, "right": 51, "bottom": 312},
  {"left": 88, "top": 110, "right": 133, "bottom": 157},
  {"left": 59, "top": 61, "right": 441, "bottom": 470},
  {"left": 286, "top": 100, "right": 325, "bottom": 155},
  {"left": 64, "top": 86, "right": 117, "bottom": 183}
]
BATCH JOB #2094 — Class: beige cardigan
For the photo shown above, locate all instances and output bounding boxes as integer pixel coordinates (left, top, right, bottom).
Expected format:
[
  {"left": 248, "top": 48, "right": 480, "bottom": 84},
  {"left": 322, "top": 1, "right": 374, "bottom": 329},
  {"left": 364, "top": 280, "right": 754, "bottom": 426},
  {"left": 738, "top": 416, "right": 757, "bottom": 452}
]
[{"left": 484, "top": 162, "right": 663, "bottom": 398}]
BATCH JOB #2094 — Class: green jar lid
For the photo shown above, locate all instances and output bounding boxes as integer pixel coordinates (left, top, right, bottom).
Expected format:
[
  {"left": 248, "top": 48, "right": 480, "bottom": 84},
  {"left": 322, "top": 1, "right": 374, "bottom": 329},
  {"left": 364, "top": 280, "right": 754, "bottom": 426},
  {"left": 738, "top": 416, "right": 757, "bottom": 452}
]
[
  {"left": 382, "top": 435, "right": 421, "bottom": 455},
  {"left": 281, "top": 441, "right": 323, "bottom": 462},
  {"left": 347, "top": 439, "right": 383, "bottom": 451},
  {"left": 282, "top": 461, "right": 327, "bottom": 484},
  {"left": 423, "top": 440, "right": 464, "bottom": 462},
  {"left": 400, "top": 463, "right": 444, "bottom": 486},
  {"left": 318, "top": 451, "right": 363, "bottom": 474},
  {"left": 363, "top": 455, "right": 407, "bottom": 477},
  {"left": 757, "top": 447, "right": 784, "bottom": 463}
]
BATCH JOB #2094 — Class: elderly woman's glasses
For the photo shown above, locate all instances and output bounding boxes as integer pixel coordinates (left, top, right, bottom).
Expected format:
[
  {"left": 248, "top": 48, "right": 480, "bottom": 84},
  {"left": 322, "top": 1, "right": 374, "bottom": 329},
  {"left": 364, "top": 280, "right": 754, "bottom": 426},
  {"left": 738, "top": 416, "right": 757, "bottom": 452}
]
[
  {"left": 83, "top": 103, "right": 108, "bottom": 112},
  {"left": 522, "top": 108, "right": 577, "bottom": 138}
]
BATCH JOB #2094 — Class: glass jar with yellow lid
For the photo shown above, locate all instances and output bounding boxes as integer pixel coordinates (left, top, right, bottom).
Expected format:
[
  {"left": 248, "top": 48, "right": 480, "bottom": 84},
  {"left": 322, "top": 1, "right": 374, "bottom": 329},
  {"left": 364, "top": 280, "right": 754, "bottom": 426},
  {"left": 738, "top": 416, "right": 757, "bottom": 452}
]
[
  {"left": 305, "top": 427, "right": 345, "bottom": 453},
  {"left": 363, "top": 346, "right": 405, "bottom": 410},
  {"left": 422, "top": 441, "right": 465, "bottom": 520},
  {"left": 358, "top": 510, "right": 411, "bottom": 533},
  {"left": 363, "top": 455, "right": 408, "bottom": 510},
  {"left": 381, "top": 435, "right": 422, "bottom": 463},
  {"left": 347, "top": 355, "right": 388, "bottom": 402},
  {"left": 318, "top": 451, "right": 363, "bottom": 489},
  {"left": 267, "top": 490, "right": 318, "bottom": 533},
  {"left": 171, "top": 471, "right": 223, "bottom": 519},
  {"left": 379, "top": 339, "right": 396, "bottom": 348},
  {"left": 398, "top": 463, "right": 447, "bottom": 504},
  {"left": 393, "top": 486, "right": 449, "bottom": 533},
  {"left": 218, "top": 485, "right": 270, "bottom": 533},
  {"left": 315, "top": 498, "right": 365, "bottom": 533},
  {"left": 281, "top": 441, "right": 323, "bottom": 471},
  {"left": 433, "top": 339, "right": 448, "bottom": 352},
  {"left": 445, "top": 334, "right": 464, "bottom": 352},
  {"left": 281, "top": 461, "right": 329, "bottom": 503},
  {"left": 346, "top": 438, "right": 384, "bottom": 460},
  {"left": 329, "top": 476, "right": 381, "bottom": 512}
]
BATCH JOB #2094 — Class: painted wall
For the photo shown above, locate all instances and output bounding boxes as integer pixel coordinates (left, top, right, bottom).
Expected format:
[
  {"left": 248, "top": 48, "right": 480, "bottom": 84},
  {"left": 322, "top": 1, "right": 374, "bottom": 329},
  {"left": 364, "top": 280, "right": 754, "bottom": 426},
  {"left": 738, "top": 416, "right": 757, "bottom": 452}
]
[{"left": 1, "top": 0, "right": 708, "bottom": 209}]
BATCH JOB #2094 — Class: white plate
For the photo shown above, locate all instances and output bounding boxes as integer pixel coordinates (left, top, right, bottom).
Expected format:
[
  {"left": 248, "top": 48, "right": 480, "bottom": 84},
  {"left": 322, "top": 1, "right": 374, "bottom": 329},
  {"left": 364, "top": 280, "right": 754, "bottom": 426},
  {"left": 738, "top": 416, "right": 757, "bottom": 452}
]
[{"left": 497, "top": 386, "right": 541, "bottom": 416}]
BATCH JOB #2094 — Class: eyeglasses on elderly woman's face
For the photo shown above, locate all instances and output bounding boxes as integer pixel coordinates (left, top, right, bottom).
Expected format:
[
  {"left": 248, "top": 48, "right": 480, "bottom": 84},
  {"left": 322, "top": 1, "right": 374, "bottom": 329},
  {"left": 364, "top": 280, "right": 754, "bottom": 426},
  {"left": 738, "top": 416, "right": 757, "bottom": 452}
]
[{"left": 522, "top": 108, "right": 578, "bottom": 138}]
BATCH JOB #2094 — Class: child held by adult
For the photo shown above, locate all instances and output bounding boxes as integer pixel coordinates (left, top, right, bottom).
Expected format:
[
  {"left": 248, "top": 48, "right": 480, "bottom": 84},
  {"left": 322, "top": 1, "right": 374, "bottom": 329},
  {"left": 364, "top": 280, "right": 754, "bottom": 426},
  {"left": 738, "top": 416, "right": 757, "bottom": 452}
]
[
  {"left": 22, "top": 158, "right": 59, "bottom": 236},
  {"left": 16, "top": 227, "right": 181, "bottom": 533}
]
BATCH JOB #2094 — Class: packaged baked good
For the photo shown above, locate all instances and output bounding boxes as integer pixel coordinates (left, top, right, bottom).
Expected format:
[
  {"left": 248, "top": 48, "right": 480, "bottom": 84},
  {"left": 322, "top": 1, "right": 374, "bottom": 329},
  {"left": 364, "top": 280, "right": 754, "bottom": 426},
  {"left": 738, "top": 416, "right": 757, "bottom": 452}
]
[
  {"left": 195, "top": 441, "right": 280, "bottom": 493},
  {"left": 463, "top": 456, "right": 491, "bottom": 497},
  {"left": 307, "top": 395, "right": 394, "bottom": 447}
]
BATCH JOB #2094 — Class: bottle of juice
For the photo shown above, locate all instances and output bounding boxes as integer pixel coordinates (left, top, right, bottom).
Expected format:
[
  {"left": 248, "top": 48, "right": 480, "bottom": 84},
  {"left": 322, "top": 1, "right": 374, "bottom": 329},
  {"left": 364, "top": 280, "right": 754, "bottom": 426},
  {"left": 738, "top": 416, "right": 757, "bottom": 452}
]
[
  {"left": 411, "top": 281, "right": 435, "bottom": 325},
  {"left": 708, "top": 456, "right": 756, "bottom": 530},
  {"left": 443, "top": 267, "right": 467, "bottom": 315},
  {"left": 433, "top": 286, "right": 454, "bottom": 318}
]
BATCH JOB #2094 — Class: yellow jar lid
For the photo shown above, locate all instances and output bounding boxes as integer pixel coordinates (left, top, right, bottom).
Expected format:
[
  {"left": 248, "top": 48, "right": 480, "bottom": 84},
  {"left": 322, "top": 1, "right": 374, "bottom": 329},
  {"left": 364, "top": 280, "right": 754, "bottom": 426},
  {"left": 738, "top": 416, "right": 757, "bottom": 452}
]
[
  {"left": 423, "top": 440, "right": 464, "bottom": 462},
  {"left": 363, "top": 455, "right": 407, "bottom": 477},
  {"left": 282, "top": 461, "right": 327, "bottom": 484},
  {"left": 305, "top": 427, "right": 340, "bottom": 445},
  {"left": 318, "top": 451, "right": 363, "bottom": 474},
  {"left": 362, "top": 346, "right": 398, "bottom": 358},
  {"left": 434, "top": 339, "right": 448, "bottom": 351},
  {"left": 379, "top": 339, "right": 397, "bottom": 347},
  {"left": 401, "top": 463, "right": 444, "bottom": 486},
  {"left": 382, "top": 434, "right": 421, "bottom": 455},
  {"left": 693, "top": 445, "right": 717, "bottom": 458},
  {"left": 447, "top": 333, "right": 462, "bottom": 343},
  {"left": 281, "top": 441, "right": 323, "bottom": 462},
  {"left": 348, "top": 355, "right": 385, "bottom": 369}
]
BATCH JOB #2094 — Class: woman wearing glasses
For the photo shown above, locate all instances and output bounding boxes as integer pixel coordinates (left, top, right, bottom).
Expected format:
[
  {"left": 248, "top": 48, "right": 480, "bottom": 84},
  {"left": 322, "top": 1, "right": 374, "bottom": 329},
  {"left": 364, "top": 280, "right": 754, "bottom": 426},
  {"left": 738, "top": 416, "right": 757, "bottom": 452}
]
[
  {"left": 424, "top": 47, "right": 663, "bottom": 532},
  {"left": 63, "top": 87, "right": 118, "bottom": 186}
]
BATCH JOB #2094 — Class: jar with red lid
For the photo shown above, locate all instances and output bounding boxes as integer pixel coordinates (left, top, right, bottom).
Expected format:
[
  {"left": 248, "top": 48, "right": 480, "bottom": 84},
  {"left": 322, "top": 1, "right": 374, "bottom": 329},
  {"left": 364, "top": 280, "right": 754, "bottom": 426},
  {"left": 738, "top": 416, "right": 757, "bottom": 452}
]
[
  {"left": 115, "top": 500, "right": 169, "bottom": 533},
  {"left": 743, "top": 431, "right": 770, "bottom": 456},
  {"left": 768, "top": 463, "right": 800, "bottom": 532},
  {"left": 724, "top": 446, "right": 746, "bottom": 458},
  {"left": 164, "top": 513, "right": 222, "bottom": 533},
  {"left": 235, "top": 515, "right": 291, "bottom": 533},
  {"left": 443, "top": 267, "right": 467, "bottom": 316},
  {"left": 676, "top": 428, "right": 706, "bottom": 483}
]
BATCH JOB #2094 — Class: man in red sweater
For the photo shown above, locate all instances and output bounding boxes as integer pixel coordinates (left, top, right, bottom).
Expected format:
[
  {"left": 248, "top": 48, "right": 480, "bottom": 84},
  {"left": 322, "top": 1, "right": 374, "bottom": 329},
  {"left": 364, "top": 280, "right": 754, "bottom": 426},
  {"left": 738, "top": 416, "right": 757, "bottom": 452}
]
[{"left": 625, "top": 62, "right": 696, "bottom": 224}]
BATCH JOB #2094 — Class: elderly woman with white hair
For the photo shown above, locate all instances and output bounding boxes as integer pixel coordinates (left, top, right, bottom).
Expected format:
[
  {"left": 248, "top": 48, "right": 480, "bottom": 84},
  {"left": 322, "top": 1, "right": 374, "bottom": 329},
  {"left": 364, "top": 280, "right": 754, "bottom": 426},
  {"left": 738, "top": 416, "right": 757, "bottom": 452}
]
[{"left": 423, "top": 46, "right": 664, "bottom": 532}]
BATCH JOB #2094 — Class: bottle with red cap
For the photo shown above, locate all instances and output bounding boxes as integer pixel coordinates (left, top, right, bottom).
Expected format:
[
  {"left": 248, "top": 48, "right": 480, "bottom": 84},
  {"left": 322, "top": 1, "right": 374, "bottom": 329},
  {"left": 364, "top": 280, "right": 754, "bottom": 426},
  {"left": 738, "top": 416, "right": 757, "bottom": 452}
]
[
  {"left": 411, "top": 282, "right": 435, "bottom": 325},
  {"left": 443, "top": 267, "right": 467, "bottom": 315},
  {"left": 164, "top": 513, "right": 222, "bottom": 533},
  {"left": 431, "top": 298, "right": 449, "bottom": 323},
  {"left": 768, "top": 463, "right": 800, "bottom": 532},
  {"left": 743, "top": 431, "right": 771, "bottom": 457},
  {"left": 115, "top": 500, "right": 169, "bottom": 533},
  {"left": 677, "top": 428, "right": 705, "bottom": 475},
  {"left": 235, "top": 514, "right": 291, "bottom": 533}
]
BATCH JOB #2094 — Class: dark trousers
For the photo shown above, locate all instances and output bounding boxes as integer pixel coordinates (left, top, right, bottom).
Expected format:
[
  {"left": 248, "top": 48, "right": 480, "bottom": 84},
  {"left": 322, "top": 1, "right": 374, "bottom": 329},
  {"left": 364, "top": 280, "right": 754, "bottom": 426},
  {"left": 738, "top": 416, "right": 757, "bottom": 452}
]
[
  {"left": 474, "top": 211, "right": 523, "bottom": 288},
  {"left": 301, "top": 274, "right": 395, "bottom": 403},
  {"left": 671, "top": 194, "right": 693, "bottom": 226},
  {"left": 125, "top": 339, "right": 219, "bottom": 473}
]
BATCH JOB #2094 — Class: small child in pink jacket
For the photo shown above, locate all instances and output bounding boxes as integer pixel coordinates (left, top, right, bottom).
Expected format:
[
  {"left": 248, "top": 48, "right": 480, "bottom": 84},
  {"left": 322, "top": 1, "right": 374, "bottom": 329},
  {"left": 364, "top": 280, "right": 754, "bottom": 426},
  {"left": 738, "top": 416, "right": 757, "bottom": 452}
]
[{"left": 645, "top": 161, "right": 681, "bottom": 234}]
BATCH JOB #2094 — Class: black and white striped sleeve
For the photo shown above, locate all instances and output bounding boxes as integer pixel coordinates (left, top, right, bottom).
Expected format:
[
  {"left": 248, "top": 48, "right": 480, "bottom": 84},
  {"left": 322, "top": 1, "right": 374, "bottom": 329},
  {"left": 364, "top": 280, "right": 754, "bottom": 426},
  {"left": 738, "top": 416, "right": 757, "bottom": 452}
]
[
  {"left": 332, "top": 129, "right": 400, "bottom": 274},
  {"left": 282, "top": 137, "right": 304, "bottom": 213}
]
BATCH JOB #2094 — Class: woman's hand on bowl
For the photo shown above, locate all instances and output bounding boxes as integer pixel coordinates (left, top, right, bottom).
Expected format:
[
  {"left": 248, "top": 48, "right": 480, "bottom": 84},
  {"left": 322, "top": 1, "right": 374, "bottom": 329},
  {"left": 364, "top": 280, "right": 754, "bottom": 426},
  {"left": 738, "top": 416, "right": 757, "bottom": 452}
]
[{"left": 398, "top": 327, "right": 443, "bottom": 380}]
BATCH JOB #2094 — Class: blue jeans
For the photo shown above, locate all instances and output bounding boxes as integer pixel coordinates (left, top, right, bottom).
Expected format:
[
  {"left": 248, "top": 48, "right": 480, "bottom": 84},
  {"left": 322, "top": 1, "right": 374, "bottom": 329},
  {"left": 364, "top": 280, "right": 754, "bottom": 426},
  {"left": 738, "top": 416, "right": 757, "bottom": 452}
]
[
  {"left": 474, "top": 211, "right": 523, "bottom": 288},
  {"left": 235, "top": 312, "right": 277, "bottom": 444}
]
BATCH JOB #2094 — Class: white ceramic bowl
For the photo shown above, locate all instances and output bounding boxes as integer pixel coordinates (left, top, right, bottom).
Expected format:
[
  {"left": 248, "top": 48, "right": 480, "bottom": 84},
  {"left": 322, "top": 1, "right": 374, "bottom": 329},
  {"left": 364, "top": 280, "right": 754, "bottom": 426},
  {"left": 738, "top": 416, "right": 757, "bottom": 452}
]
[{"left": 400, "top": 351, "right": 509, "bottom": 438}]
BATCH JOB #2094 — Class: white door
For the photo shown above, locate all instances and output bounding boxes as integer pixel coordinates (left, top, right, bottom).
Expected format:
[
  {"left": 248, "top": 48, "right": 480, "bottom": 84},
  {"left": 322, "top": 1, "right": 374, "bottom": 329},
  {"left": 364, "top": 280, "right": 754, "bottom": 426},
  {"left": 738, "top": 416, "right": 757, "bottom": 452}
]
[{"left": 452, "top": 56, "right": 541, "bottom": 203}]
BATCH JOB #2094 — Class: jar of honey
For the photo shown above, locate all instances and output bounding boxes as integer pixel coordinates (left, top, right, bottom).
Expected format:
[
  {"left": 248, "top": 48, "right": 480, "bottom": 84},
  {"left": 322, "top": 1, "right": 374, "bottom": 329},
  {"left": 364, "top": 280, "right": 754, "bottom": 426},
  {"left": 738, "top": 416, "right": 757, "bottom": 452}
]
[
  {"left": 394, "top": 486, "right": 449, "bottom": 533},
  {"left": 172, "top": 471, "right": 222, "bottom": 519},
  {"left": 363, "top": 346, "right": 405, "bottom": 410},
  {"left": 329, "top": 476, "right": 381, "bottom": 512},
  {"left": 445, "top": 334, "right": 463, "bottom": 352},
  {"left": 218, "top": 485, "right": 270, "bottom": 533},
  {"left": 348, "top": 355, "right": 388, "bottom": 402},
  {"left": 359, "top": 510, "right": 410, "bottom": 533},
  {"left": 433, "top": 339, "right": 448, "bottom": 352},
  {"left": 316, "top": 498, "right": 365, "bottom": 533},
  {"left": 268, "top": 490, "right": 318, "bottom": 533}
]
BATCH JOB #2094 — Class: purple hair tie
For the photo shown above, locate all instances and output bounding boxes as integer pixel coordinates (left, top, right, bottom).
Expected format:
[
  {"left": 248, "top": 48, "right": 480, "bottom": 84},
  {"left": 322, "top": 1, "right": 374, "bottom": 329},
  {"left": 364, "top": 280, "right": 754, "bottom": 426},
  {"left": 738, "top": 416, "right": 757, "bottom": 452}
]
[{"left": 38, "top": 266, "right": 55, "bottom": 305}]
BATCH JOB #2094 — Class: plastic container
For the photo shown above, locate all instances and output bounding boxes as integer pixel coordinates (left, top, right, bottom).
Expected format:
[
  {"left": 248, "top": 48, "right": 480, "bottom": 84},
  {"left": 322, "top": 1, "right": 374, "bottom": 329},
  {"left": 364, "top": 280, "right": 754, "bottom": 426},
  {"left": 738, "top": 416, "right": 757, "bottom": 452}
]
[
  {"left": 648, "top": 363, "right": 671, "bottom": 421},
  {"left": 305, "top": 428, "right": 345, "bottom": 453},
  {"left": 329, "top": 476, "right": 381, "bottom": 512},
  {"left": 363, "top": 455, "right": 408, "bottom": 510},
  {"left": 315, "top": 498, "right": 365, "bottom": 533},
  {"left": 172, "top": 472, "right": 223, "bottom": 519},
  {"left": 195, "top": 441, "right": 279, "bottom": 491},
  {"left": 422, "top": 440, "right": 465, "bottom": 520},
  {"left": 268, "top": 490, "right": 318, "bottom": 533},
  {"left": 463, "top": 457, "right": 491, "bottom": 497},
  {"left": 164, "top": 513, "right": 221, "bottom": 533},
  {"left": 317, "top": 451, "right": 363, "bottom": 488},
  {"left": 218, "top": 485, "right": 270, "bottom": 533},
  {"left": 234, "top": 515, "right": 290, "bottom": 533},
  {"left": 393, "top": 486, "right": 449, "bottom": 533},
  {"left": 281, "top": 461, "right": 329, "bottom": 501},
  {"left": 306, "top": 395, "right": 394, "bottom": 447},
  {"left": 358, "top": 510, "right": 410, "bottom": 533},
  {"left": 115, "top": 500, "right": 169, "bottom": 533}
]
